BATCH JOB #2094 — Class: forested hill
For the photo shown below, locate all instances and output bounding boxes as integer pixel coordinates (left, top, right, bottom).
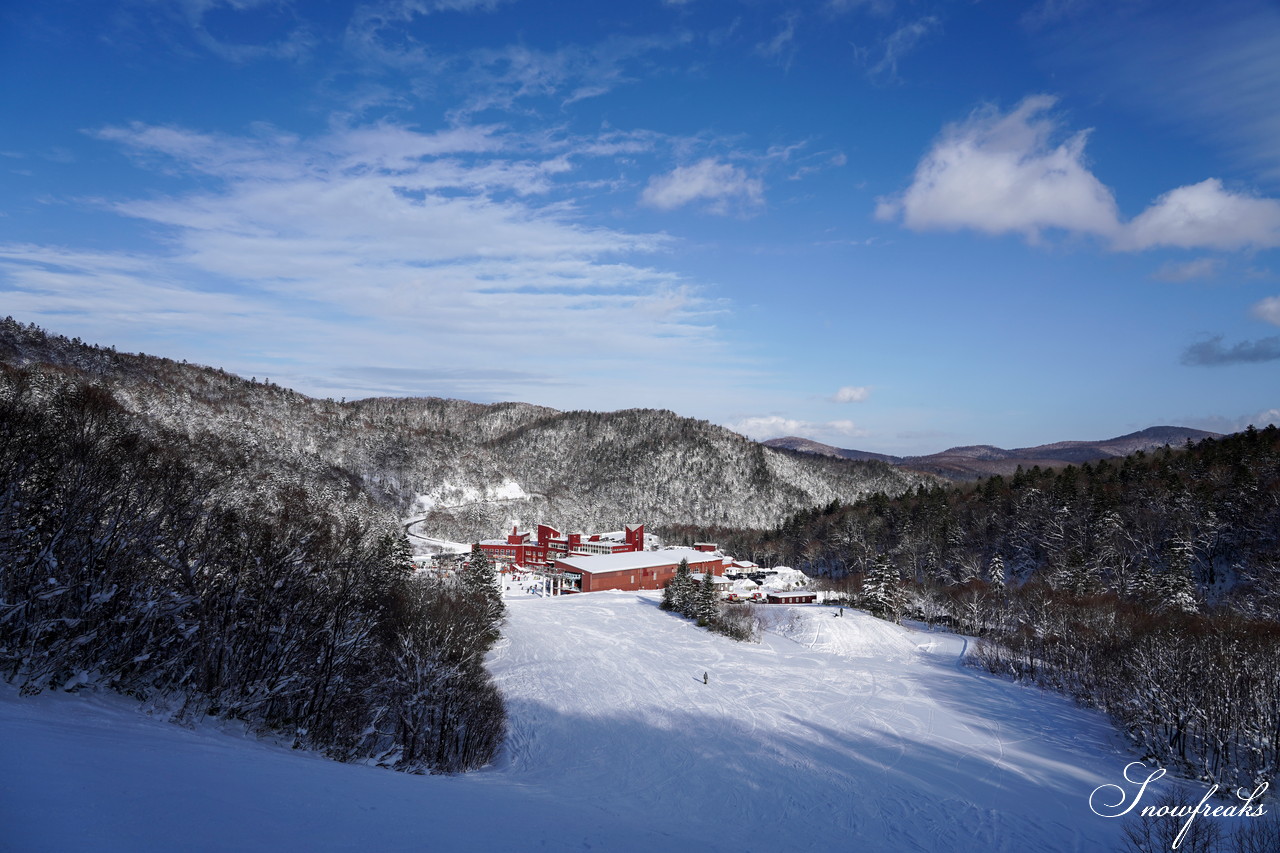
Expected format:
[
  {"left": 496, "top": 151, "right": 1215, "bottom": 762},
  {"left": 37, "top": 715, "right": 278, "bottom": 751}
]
[
  {"left": 0, "top": 318, "right": 932, "bottom": 538},
  {"left": 703, "top": 427, "right": 1280, "bottom": 607}
]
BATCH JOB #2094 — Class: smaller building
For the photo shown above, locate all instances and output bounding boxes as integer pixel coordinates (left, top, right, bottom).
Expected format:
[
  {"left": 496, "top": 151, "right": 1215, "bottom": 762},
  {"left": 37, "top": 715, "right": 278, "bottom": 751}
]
[
  {"left": 765, "top": 590, "right": 817, "bottom": 605},
  {"left": 554, "top": 548, "right": 723, "bottom": 593}
]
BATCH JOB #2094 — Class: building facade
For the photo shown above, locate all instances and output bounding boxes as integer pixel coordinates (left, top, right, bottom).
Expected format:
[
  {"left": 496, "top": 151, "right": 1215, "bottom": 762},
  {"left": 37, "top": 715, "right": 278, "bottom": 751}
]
[
  {"left": 553, "top": 548, "right": 723, "bottom": 593},
  {"left": 475, "top": 523, "right": 645, "bottom": 569}
]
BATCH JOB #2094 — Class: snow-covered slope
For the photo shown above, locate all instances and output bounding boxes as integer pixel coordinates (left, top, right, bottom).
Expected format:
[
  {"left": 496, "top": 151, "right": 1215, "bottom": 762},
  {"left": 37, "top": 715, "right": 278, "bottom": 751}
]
[{"left": 1, "top": 595, "right": 1131, "bottom": 852}]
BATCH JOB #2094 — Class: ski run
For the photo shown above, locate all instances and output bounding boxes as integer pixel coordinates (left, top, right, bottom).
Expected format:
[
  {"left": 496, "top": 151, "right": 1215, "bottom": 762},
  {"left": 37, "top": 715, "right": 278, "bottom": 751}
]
[{"left": 2, "top": 590, "right": 1136, "bottom": 852}]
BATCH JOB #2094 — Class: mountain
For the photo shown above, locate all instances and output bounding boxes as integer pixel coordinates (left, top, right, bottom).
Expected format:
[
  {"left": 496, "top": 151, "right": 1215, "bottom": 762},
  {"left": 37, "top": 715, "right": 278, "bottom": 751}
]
[
  {"left": 0, "top": 318, "right": 933, "bottom": 540},
  {"left": 764, "top": 425, "right": 1222, "bottom": 481},
  {"left": 760, "top": 435, "right": 901, "bottom": 463}
]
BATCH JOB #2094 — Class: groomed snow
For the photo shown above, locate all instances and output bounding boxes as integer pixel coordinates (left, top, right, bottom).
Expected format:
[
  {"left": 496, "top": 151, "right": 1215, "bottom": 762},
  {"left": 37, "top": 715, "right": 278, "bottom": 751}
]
[{"left": 1, "top": 594, "right": 1131, "bottom": 851}]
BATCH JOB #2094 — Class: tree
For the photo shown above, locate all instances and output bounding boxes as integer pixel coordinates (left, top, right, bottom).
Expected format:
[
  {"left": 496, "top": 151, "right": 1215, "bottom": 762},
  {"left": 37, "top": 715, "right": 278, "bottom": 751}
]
[
  {"left": 662, "top": 558, "right": 695, "bottom": 615},
  {"left": 862, "top": 555, "right": 904, "bottom": 623},
  {"left": 694, "top": 568, "right": 719, "bottom": 625},
  {"left": 461, "top": 548, "right": 505, "bottom": 624}
]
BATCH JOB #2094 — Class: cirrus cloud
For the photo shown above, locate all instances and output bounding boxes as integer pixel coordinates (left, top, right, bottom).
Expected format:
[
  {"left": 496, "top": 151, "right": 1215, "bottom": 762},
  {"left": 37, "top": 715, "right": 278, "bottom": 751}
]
[{"left": 0, "top": 120, "right": 745, "bottom": 410}]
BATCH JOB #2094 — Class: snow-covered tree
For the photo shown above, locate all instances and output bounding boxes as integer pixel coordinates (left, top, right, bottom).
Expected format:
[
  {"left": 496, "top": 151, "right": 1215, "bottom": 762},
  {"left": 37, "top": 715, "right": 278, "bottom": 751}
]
[{"left": 862, "top": 555, "right": 904, "bottom": 623}]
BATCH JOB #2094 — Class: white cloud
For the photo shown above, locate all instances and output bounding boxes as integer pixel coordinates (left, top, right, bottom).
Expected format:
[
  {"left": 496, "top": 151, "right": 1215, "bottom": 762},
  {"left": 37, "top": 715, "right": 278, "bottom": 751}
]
[
  {"left": 832, "top": 385, "right": 870, "bottom": 403},
  {"left": 1183, "top": 408, "right": 1280, "bottom": 434},
  {"left": 1119, "top": 179, "right": 1280, "bottom": 251},
  {"left": 729, "top": 415, "right": 868, "bottom": 442},
  {"left": 641, "top": 158, "right": 764, "bottom": 215},
  {"left": 1253, "top": 296, "right": 1280, "bottom": 327},
  {"left": 880, "top": 96, "right": 1280, "bottom": 252},
  {"left": 1150, "top": 257, "right": 1224, "bottom": 282},
  {"left": 0, "top": 121, "right": 747, "bottom": 409},
  {"left": 876, "top": 96, "right": 1121, "bottom": 243}
]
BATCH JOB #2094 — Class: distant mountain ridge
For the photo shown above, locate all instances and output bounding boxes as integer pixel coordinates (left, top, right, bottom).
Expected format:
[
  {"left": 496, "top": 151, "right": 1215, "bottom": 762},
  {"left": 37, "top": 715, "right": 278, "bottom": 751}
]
[
  {"left": 763, "top": 425, "right": 1223, "bottom": 481},
  {"left": 0, "top": 318, "right": 933, "bottom": 539}
]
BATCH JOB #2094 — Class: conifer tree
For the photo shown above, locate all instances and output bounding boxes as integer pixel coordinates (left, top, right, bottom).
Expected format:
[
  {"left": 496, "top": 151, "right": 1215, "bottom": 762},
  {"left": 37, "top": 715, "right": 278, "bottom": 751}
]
[
  {"left": 1156, "top": 538, "right": 1198, "bottom": 614},
  {"left": 863, "top": 555, "right": 904, "bottom": 623},
  {"left": 694, "top": 568, "right": 719, "bottom": 625},
  {"left": 986, "top": 553, "right": 1006, "bottom": 590},
  {"left": 669, "top": 558, "right": 693, "bottom": 616},
  {"left": 462, "top": 547, "right": 506, "bottom": 622}
]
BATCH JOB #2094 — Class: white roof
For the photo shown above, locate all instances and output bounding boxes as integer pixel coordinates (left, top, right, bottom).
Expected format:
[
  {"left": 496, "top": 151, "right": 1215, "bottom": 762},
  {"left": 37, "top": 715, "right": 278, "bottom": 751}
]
[{"left": 556, "top": 548, "right": 719, "bottom": 574}]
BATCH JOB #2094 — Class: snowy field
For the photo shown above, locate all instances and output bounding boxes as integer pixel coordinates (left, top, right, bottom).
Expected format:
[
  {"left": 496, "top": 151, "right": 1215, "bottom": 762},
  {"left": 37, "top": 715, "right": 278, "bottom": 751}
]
[{"left": 1, "top": 593, "right": 1132, "bottom": 852}]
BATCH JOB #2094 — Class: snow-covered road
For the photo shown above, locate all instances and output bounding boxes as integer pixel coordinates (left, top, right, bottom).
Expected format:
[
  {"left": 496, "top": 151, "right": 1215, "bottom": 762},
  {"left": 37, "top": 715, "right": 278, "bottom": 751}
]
[{"left": 0, "top": 593, "right": 1132, "bottom": 852}]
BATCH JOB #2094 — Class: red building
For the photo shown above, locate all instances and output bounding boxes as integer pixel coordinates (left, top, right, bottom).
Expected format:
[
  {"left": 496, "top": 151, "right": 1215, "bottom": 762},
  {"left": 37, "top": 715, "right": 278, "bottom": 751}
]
[
  {"left": 554, "top": 548, "right": 723, "bottom": 593},
  {"left": 475, "top": 523, "right": 645, "bottom": 569}
]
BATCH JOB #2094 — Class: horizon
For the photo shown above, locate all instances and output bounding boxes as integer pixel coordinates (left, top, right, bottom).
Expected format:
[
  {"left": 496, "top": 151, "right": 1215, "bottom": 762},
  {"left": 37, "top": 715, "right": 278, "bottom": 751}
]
[
  {"left": 6, "top": 315, "right": 1237, "bottom": 457},
  {"left": 2, "top": 0, "right": 1278, "bottom": 455}
]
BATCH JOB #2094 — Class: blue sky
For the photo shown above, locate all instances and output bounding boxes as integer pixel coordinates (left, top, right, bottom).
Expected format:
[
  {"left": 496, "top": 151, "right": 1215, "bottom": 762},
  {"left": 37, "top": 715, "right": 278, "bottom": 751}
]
[{"left": 2, "top": 0, "right": 1278, "bottom": 454}]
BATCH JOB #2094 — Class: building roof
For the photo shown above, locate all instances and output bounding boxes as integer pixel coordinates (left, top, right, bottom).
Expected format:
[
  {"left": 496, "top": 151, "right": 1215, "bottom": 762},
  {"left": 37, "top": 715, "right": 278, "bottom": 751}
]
[{"left": 555, "top": 548, "right": 718, "bottom": 574}]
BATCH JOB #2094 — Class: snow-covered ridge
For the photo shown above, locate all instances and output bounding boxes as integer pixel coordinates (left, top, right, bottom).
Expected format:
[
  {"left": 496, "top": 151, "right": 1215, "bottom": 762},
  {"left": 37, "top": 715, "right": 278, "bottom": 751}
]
[{"left": 0, "top": 322, "right": 934, "bottom": 542}]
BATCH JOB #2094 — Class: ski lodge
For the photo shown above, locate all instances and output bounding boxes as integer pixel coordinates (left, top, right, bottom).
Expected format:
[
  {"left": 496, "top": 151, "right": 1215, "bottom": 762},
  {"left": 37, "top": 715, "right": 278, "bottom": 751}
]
[{"left": 553, "top": 548, "right": 724, "bottom": 593}]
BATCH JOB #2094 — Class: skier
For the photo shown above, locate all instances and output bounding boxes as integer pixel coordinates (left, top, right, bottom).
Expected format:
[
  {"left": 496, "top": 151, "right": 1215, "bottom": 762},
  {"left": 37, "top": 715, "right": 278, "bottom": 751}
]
[{"left": 703, "top": 671, "right": 709, "bottom": 685}]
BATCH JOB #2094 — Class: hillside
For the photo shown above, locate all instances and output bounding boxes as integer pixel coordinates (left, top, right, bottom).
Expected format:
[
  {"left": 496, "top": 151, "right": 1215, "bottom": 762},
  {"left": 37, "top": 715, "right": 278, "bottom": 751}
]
[
  {"left": 765, "top": 425, "right": 1222, "bottom": 481},
  {"left": 0, "top": 593, "right": 1132, "bottom": 852},
  {"left": 0, "top": 318, "right": 931, "bottom": 540}
]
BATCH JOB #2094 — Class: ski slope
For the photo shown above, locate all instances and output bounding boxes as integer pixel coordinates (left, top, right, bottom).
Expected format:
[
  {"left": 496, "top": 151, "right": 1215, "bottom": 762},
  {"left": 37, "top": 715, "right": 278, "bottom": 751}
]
[{"left": 1, "top": 593, "right": 1131, "bottom": 851}]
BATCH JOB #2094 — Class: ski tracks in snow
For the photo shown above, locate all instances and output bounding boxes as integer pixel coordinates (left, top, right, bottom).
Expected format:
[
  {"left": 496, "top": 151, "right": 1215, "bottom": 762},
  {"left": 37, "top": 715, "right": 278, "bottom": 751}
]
[{"left": 485, "top": 594, "right": 1127, "bottom": 852}]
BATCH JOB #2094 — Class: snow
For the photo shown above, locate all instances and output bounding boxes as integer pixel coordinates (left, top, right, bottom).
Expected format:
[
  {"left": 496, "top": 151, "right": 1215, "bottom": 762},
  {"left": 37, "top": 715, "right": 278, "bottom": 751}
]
[
  {"left": 1, "top": 595, "right": 1132, "bottom": 851},
  {"left": 757, "top": 566, "right": 811, "bottom": 591},
  {"left": 555, "top": 547, "right": 715, "bottom": 574}
]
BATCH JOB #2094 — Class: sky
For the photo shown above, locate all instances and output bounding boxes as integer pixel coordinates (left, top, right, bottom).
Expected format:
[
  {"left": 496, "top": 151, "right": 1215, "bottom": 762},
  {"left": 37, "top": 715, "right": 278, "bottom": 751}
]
[{"left": 2, "top": 0, "right": 1278, "bottom": 455}]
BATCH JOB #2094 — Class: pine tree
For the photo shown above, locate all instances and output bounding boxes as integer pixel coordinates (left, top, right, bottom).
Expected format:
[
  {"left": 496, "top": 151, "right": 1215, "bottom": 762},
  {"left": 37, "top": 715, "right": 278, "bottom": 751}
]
[
  {"left": 694, "top": 569, "right": 719, "bottom": 625},
  {"left": 863, "top": 555, "right": 904, "bottom": 623},
  {"left": 663, "top": 558, "right": 694, "bottom": 615},
  {"left": 1156, "top": 538, "right": 1198, "bottom": 614},
  {"left": 462, "top": 547, "right": 506, "bottom": 622},
  {"left": 986, "top": 553, "right": 1006, "bottom": 590}
]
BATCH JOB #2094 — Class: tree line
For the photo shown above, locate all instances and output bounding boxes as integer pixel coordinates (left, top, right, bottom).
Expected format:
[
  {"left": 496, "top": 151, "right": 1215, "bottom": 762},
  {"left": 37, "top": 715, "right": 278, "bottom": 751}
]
[{"left": 0, "top": 365, "right": 505, "bottom": 773}]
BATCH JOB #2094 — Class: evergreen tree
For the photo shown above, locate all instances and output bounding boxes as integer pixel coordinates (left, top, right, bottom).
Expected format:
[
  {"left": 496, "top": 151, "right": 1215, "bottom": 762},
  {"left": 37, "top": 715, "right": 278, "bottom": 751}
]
[
  {"left": 462, "top": 547, "right": 506, "bottom": 622},
  {"left": 986, "top": 553, "right": 1006, "bottom": 590},
  {"left": 1156, "top": 538, "right": 1198, "bottom": 614},
  {"left": 663, "top": 558, "right": 694, "bottom": 615},
  {"left": 694, "top": 569, "right": 719, "bottom": 625},
  {"left": 863, "top": 555, "right": 904, "bottom": 623}
]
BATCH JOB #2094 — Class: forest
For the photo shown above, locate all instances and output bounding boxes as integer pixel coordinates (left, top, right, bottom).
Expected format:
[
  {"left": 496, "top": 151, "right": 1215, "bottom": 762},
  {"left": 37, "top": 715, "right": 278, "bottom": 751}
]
[
  {"left": 666, "top": 427, "right": 1280, "bottom": 790},
  {"left": 0, "top": 364, "right": 505, "bottom": 773}
]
